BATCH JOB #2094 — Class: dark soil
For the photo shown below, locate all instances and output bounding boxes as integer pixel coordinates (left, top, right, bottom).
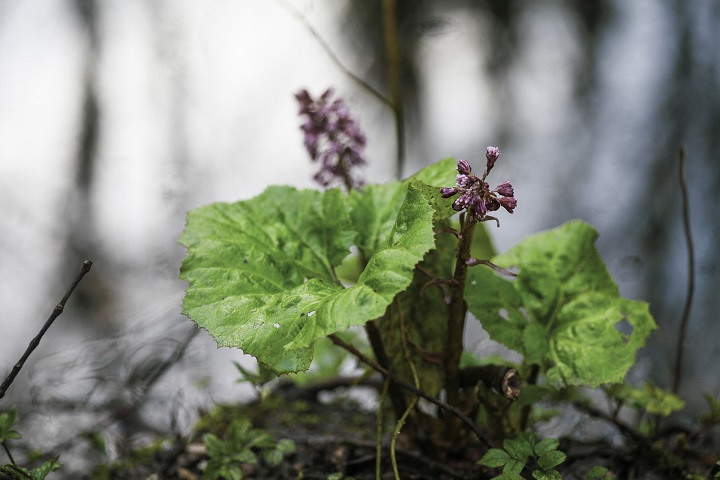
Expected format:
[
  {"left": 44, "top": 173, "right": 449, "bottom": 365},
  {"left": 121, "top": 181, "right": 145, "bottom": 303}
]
[{"left": 89, "top": 380, "right": 720, "bottom": 480}]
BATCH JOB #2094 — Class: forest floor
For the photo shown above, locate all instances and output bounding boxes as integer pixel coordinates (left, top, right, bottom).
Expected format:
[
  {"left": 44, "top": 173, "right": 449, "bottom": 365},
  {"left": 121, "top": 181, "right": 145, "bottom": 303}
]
[{"left": 88, "top": 379, "right": 717, "bottom": 480}]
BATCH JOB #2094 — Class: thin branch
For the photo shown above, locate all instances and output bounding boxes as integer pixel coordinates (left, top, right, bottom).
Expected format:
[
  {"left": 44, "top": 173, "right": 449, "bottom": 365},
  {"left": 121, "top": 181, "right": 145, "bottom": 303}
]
[
  {"left": 277, "top": 0, "right": 391, "bottom": 109},
  {"left": 0, "top": 260, "right": 92, "bottom": 401},
  {"left": 328, "top": 333, "right": 493, "bottom": 448},
  {"left": 672, "top": 144, "right": 695, "bottom": 394}
]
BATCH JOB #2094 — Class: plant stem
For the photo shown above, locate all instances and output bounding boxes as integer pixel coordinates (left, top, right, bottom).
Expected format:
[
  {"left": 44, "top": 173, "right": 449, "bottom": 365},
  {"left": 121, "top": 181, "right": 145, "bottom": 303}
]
[
  {"left": 445, "top": 215, "right": 478, "bottom": 408},
  {"left": 673, "top": 144, "right": 694, "bottom": 394},
  {"left": 365, "top": 320, "right": 408, "bottom": 420},
  {"left": 376, "top": 379, "right": 389, "bottom": 479},
  {"left": 2, "top": 441, "right": 15, "bottom": 465},
  {"left": 328, "top": 333, "right": 493, "bottom": 447},
  {"left": 381, "top": 0, "right": 405, "bottom": 179}
]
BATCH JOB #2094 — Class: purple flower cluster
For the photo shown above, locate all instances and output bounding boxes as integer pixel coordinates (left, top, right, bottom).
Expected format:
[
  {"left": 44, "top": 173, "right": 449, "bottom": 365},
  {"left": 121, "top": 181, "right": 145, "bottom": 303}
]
[
  {"left": 295, "top": 88, "right": 367, "bottom": 189},
  {"left": 440, "top": 147, "right": 517, "bottom": 223}
]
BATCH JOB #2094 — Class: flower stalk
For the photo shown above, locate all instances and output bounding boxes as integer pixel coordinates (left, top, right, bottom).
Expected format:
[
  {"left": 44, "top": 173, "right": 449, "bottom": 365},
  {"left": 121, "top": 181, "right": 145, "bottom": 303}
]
[
  {"left": 444, "top": 213, "right": 478, "bottom": 408},
  {"left": 440, "top": 147, "right": 517, "bottom": 409}
]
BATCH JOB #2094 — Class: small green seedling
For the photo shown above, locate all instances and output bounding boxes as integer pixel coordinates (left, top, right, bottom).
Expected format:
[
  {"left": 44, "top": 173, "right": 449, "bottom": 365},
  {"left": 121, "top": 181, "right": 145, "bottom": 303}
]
[{"left": 202, "top": 417, "right": 295, "bottom": 480}]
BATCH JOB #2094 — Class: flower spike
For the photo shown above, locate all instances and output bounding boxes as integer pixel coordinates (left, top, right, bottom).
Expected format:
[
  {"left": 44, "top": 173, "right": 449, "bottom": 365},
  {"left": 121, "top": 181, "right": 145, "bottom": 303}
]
[
  {"left": 296, "top": 88, "right": 367, "bottom": 190},
  {"left": 439, "top": 147, "right": 517, "bottom": 224}
]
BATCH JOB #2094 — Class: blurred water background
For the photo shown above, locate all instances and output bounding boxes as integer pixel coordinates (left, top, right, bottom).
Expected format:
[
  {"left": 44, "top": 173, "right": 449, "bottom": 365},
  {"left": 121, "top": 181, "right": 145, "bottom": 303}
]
[{"left": 0, "top": 0, "right": 719, "bottom": 472}]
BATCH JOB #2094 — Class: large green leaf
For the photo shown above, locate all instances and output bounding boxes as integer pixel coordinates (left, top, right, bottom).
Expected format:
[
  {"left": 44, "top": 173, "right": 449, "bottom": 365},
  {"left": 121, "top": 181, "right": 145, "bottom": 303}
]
[
  {"left": 347, "top": 157, "right": 458, "bottom": 257},
  {"left": 376, "top": 221, "right": 455, "bottom": 397},
  {"left": 466, "top": 220, "right": 656, "bottom": 388},
  {"left": 179, "top": 183, "right": 436, "bottom": 374}
]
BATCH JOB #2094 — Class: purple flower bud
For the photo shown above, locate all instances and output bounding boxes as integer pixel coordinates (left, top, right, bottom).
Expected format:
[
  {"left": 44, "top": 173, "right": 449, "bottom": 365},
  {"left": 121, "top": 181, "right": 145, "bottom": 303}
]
[
  {"left": 456, "top": 173, "right": 476, "bottom": 189},
  {"left": 485, "top": 146, "right": 501, "bottom": 173},
  {"left": 499, "top": 196, "right": 517, "bottom": 213},
  {"left": 494, "top": 181, "right": 514, "bottom": 197},
  {"left": 485, "top": 196, "right": 500, "bottom": 212},
  {"left": 439, "top": 145, "right": 516, "bottom": 223},
  {"left": 457, "top": 159, "right": 472, "bottom": 175},
  {"left": 473, "top": 198, "right": 488, "bottom": 218},
  {"left": 440, "top": 187, "right": 458, "bottom": 198},
  {"left": 452, "top": 190, "right": 478, "bottom": 212}
]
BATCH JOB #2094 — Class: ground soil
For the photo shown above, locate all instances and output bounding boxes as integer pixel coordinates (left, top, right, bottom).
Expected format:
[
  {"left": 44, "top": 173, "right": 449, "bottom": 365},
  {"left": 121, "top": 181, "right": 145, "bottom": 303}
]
[{"left": 90, "top": 380, "right": 719, "bottom": 480}]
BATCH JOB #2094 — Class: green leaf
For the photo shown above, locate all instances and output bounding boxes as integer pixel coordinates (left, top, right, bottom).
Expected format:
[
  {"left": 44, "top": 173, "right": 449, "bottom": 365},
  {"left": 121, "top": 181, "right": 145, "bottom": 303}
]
[
  {"left": 410, "top": 157, "right": 458, "bottom": 186},
  {"left": 492, "top": 473, "right": 524, "bottom": 480},
  {"left": 203, "top": 433, "right": 226, "bottom": 457},
  {"left": 0, "top": 457, "right": 62, "bottom": 480},
  {"left": 533, "top": 469, "right": 562, "bottom": 480},
  {"left": 0, "top": 407, "right": 21, "bottom": 443},
  {"left": 534, "top": 438, "right": 560, "bottom": 456},
  {"left": 276, "top": 438, "right": 296, "bottom": 455},
  {"left": 503, "top": 434, "right": 534, "bottom": 461},
  {"left": 347, "top": 182, "right": 407, "bottom": 256},
  {"left": 347, "top": 157, "right": 457, "bottom": 258},
  {"left": 607, "top": 382, "right": 685, "bottom": 417},
  {"left": 236, "top": 449, "right": 258, "bottom": 464},
  {"left": 467, "top": 220, "right": 657, "bottom": 388},
  {"left": 30, "top": 457, "right": 61, "bottom": 480},
  {"left": 585, "top": 466, "right": 612, "bottom": 480},
  {"left": 503, "top": 459, "right": 526, "bottom": 475},
  {"left": 537, "top": 450, "right": 566, "bottom": 470},
  {"left": 0, "top": 465, "right": 31, "bottom": 479},
  {"left": 264, "top": 449, "right": 283, "bottom": 467},
  {"left": 180, "top": 183, "right": 436, "bottom": 374},
  {"left": 376, "top": 218, "right": 455, "bottom": 397},
  {"left": 478, "top": 448, "right": 511, "bottom": 467}
]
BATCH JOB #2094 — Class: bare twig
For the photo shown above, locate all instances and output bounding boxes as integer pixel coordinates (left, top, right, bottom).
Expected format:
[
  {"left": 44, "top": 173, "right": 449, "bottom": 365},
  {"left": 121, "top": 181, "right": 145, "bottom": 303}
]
[
  {"left": 328, "top": 333, "right": 493, "bottom": 448},
  {"left": 672, "top": 145, "right": 694, "bottom": 394},
  {"left": 0, "top": 260, "right": 92, "bottom": 401},
  {"left": 277, "top": 0, "right": 391, "bottom": 109}
]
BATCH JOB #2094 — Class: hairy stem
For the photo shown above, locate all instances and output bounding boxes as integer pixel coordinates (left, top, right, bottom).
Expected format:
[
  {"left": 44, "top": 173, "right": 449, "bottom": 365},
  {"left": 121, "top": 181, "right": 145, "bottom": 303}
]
[{"left": 445, "top": 215, "right": 478, "bottom": 407}]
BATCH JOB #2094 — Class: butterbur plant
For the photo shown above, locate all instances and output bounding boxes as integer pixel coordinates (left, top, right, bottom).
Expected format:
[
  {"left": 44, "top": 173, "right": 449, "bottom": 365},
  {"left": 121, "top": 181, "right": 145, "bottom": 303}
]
[{"left": 178, "top": 87, "right": 661, "bottom": 474}]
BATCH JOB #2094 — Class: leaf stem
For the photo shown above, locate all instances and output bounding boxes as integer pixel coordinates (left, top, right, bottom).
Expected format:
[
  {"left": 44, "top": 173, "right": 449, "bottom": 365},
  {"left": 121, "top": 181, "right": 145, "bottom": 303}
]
[
  {"left": 2, "top": 441, "right": 16, "bottom": 465},
  {"left": 445, "top": 215, "right": 478, "bottom": 408}
]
